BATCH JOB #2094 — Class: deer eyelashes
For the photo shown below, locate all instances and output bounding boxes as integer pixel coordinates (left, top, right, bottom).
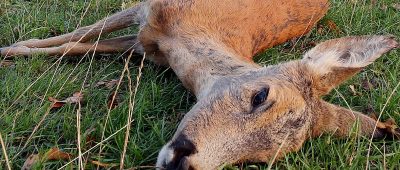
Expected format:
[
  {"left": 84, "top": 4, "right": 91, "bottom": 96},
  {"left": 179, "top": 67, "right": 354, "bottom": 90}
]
[{"left": 249, "top": 87, "right": 275, "bottom": 114}]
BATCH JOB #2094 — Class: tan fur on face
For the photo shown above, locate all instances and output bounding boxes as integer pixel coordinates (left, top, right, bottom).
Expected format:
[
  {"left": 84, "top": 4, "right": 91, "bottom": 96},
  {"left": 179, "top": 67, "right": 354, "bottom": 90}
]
[{"left": 159, "top": 36, "right": 398, "bottom": 169}]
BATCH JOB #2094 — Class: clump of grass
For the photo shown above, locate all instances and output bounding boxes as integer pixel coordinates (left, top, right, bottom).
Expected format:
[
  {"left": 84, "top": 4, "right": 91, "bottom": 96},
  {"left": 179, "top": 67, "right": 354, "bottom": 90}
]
[{"left": 1, "top": 0, "right": 399, "bottom": 169}]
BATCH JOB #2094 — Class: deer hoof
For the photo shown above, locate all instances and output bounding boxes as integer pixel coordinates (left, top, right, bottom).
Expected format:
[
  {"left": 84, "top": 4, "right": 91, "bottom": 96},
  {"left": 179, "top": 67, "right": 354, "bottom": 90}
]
[
  {"left": 374, "top": 118, "right": 400, "bottom": 140},
  {"left": 382, "top": 36, "right": 399, "bottom": 49}
]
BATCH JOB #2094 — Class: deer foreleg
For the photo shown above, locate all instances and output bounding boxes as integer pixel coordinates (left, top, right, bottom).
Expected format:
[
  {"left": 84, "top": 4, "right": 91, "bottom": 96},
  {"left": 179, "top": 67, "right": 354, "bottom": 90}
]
[
  {"left": 10, "top": 2, "right": 144, "bottom": 48},
  {"left": 1, "top": 35, "right": 143, "bottom": 57},
  {"left": 311, "top": 100, "right": 400, "bottom": 139}
]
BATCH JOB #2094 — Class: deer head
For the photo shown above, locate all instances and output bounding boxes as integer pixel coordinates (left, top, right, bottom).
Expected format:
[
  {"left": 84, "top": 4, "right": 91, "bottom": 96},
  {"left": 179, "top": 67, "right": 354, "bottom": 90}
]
[{"left": 156, "top": 35, "right": 399, "bottom": 170}]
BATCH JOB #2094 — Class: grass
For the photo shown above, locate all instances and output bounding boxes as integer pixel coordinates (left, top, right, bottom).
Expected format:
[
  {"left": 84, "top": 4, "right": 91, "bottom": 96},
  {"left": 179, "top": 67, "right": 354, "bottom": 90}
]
[{"left": 0, "top": 0, "right": 399, "bottom": 169}]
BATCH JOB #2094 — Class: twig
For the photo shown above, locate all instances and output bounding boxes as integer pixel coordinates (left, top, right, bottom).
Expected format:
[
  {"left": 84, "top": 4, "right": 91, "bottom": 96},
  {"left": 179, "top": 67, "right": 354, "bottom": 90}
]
[
  {"left": 365, "top": 81, "right": 400, "bottom": 170},
  {"left": 120, "top": 53, "right": 146, "bottom": 169},
  {"left": 267, "top": 133, "right": 290, "bottom": 170},
  {"left": 58, "top": 112, "right": 136, "bottom": 169},
  {"left": 77, "top": 102, "right": 84, "bottom": 170},
  {"left": 96, "top": 48, "right": 134, "bottom": 168},
  {"left": 0, "top": 132, "right": 12, "bottom": 170}
]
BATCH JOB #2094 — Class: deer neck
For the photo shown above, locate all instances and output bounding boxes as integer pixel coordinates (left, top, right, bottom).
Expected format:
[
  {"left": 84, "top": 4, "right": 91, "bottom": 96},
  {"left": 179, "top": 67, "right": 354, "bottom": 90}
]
[{"left": 157, "top": 37, "right": 261, "bottom": 99}]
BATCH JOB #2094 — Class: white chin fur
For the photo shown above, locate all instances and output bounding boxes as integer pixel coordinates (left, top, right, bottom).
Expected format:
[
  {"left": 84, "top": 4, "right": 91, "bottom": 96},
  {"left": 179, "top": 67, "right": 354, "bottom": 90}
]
[{"left": 156, "top": 142, "right": 174, "bottom": 169}]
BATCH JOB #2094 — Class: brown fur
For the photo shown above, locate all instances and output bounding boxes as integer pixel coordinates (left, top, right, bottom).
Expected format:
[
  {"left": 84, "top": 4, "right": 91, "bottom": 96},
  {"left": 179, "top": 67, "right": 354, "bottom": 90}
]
[{"left": 1, "top": 0, "right": 399, "bottom": 169}]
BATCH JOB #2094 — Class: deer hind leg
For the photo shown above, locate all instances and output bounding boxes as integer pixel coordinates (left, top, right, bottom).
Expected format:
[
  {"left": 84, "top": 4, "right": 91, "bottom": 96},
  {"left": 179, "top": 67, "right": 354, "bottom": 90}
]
[
  {"left": 9, "top": 2, "right": 144, "bottom": 49},
  {"left": 1, "top": 35, "right": 143, "bottom": 57},
  {"left": 312, "top": 101, "right": 400, "bottom": 139}
]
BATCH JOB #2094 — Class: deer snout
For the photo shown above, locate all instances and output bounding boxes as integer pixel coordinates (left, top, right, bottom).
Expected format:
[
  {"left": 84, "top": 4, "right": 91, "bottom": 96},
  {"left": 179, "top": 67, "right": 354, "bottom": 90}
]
[{"left": 157, "top": 134, "right": 197, "bottom": 170}]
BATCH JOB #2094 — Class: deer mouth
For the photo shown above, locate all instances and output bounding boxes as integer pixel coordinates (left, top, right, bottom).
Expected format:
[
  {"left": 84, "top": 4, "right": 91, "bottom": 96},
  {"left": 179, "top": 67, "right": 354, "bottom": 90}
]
[
  {"left": 176, "top": 156, "right": 194, "bottom": 170},
  {"left": 161, "top": 155, "right": 196, "bottom": 170}
]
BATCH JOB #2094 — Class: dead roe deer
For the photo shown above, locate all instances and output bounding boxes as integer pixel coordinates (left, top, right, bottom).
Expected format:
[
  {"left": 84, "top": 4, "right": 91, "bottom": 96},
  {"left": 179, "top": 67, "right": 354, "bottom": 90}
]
[{"left": 1, "top": 0, "right": 399, "bottom": 169}]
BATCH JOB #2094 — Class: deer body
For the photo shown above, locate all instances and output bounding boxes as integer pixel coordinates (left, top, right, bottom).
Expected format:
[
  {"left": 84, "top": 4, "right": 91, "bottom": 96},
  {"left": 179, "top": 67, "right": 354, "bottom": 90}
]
[
  {"left": 1, "top": 0, "right": 399, "bottom": 169},
  {"left": 139, "top": 0, "right": 329, "bottom": 97}
]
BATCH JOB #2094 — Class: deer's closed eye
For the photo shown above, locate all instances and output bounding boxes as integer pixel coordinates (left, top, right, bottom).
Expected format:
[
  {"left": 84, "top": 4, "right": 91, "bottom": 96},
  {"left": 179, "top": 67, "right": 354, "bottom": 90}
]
[{"left": 252, "top": 87, "right": 269, "bottom": 108}]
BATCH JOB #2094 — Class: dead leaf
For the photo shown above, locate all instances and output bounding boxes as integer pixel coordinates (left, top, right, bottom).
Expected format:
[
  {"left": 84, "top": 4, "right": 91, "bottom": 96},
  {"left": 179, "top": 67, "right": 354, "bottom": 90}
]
[
  {"left": 22, "top": 148, "right": 72, "bottom": 170},
  {"left": 326, "top": 20, "right": 341, "bottom": 34},
  {"left": 45, "top": 148, "right": 72, "bottom": 160},
  {"left": 361, "top": 77, "right": 379, "bottom": 91},
  {"left": 95, "top": 79, "right": 119, "bottom": 89},
  {"left": 316, "top": 20, "right": 341, "bottom": 35},
  {"left": 48, "top": 92, "right": 83, "bottom": 109},
  {"left": 22, "top": 154, "right": 39, "bottom": 170},
  {"left": 91, "top": 160, "right": 112, "bottom": 168},
  {"left": 64, "top": 92, "right": 83, "bottom": 103},
  {"left": 107, "top": 92, "right": 122, "bottom": 109},
  {"left": 317, "top": 26, "right": 324, "bottom": 35},
  {"left": 392, "top": 3, "right": 400, "bottom": 10},
  {"left": 349, "top": 85, "right": 360, "bottom": 96},
  {"left": 0, "top": 60, "right": 15, "bottom": 68},
  {"left": 48, "top": 97, "right": 66, "bottom": 108},
  {"left": 85, "top": 135, "right": 96, "bottom": 148},
  {"left": 82, "top": 127, "right": 97, "bottom": 149}
]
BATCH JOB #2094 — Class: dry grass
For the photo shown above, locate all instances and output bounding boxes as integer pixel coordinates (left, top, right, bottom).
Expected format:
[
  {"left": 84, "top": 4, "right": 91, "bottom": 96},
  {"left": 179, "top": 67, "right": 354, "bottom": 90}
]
[{"left": 1, "top": 0, "right": 399, "bottom": 169}]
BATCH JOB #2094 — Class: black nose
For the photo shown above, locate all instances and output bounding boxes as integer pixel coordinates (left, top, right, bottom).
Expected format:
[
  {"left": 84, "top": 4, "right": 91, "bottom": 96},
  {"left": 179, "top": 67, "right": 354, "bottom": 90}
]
[{"left": 166, "top": 134, "right": 196, "bottom": 170}]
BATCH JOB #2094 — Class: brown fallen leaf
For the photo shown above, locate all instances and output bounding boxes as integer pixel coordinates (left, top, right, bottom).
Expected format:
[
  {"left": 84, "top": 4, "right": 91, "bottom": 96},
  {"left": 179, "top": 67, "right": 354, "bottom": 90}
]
[
  {"left": 45, "top": 148, "right": 72, "bottom": 160},
  {"left": 22, "top": 148, "right": 73, "bottom": 170},
  {"left": 361, "top": 77, "right": 379, "bottom": 91},
  {"left": 64, "top": 92, "right": 83, "bottom": 103},
  {"left": 81, "top": 127, "right": 97, "bottom": 149},
  {"left": 95, "top": 79, "right": 119, "bottom": 89},
  {"left": 22, "top": 154, "right": 39, "bottom": 170},
  {"left": 107, "top": 92, "right": 122, "bottom": 109},
  {"left": 317, "top": 25, "right": 325, "bottom": 35},
  {"left": 48, "top": 92, "right": 83, "bottom": 108},
  {"left": 48, "top": 97, "right": 66, "bottom": 108},
  {"left": 348, "top": 85, "right": 360, "bottom": 96},
  {"left": 91, "top": 160, "right": 112, "bottom": 168},
  {"left": 85, "top": 135, "right": 96, "bottom": 148},
  {"left": 326, "top": 20, "right": 341, "bottom": 34}
]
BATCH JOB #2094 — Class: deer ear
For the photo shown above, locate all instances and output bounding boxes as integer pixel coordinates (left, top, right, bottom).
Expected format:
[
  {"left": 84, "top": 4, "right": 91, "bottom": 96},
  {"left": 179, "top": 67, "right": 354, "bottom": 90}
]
[{"left": 302, "top": 35, "right": 398, "bottom": 96}]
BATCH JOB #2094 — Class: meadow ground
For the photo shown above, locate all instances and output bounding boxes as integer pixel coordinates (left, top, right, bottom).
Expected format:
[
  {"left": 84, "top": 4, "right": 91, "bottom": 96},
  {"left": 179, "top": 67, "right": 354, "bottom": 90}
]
[{"left": 0, "top": 0, "right": 400, "bottom": 169}]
